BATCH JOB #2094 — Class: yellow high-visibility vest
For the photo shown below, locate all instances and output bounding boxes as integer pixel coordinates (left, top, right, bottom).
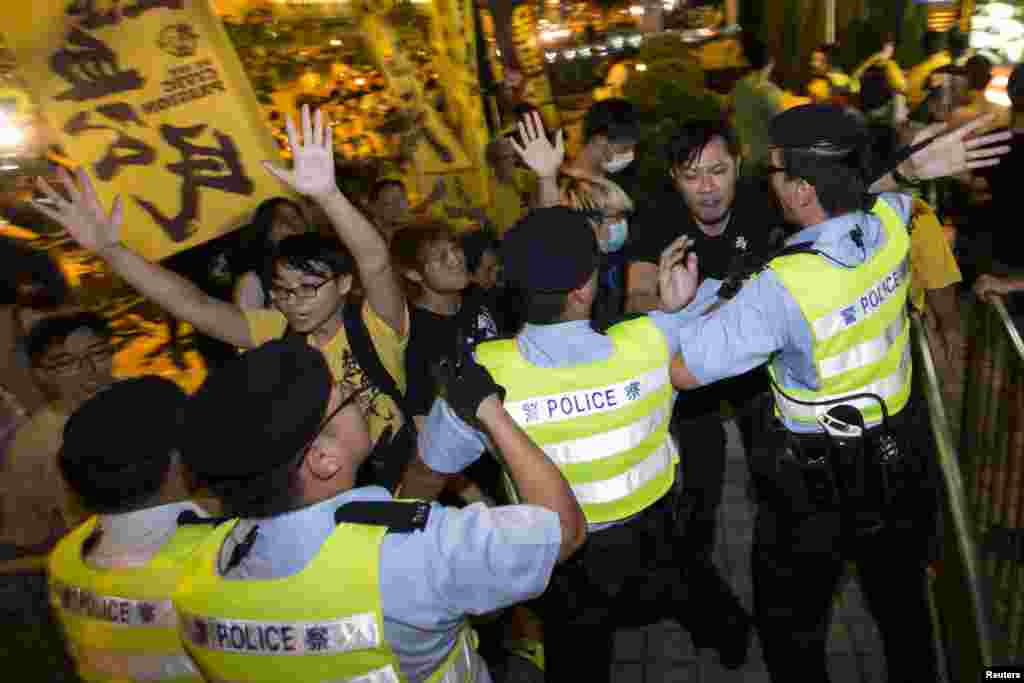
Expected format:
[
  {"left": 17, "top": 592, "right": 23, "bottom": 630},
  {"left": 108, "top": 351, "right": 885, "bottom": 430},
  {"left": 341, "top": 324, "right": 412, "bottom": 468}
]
[{"left": 475, "top": 316, "right": 677, "bottom": 524}]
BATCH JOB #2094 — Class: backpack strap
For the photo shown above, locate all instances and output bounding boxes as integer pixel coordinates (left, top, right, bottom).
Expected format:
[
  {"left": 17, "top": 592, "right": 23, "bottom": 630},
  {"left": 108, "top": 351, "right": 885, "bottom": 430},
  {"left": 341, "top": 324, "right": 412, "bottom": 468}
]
[
  {"left": 334, "top": 501, "right": 431, "bottom": 533},
  {"left": 342, "top": 298, "right": 409, "bottom": 414}
]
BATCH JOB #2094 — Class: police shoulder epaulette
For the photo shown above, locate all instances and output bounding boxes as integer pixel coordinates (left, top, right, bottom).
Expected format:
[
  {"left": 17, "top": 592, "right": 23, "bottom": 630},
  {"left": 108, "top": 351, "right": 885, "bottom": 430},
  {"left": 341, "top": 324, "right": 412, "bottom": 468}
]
[
  {"left": 177, "top": 510, "right": 232, "bottom": 526},
  {"left": 334, "top": 501, "right": 431, "bottom": 533}
]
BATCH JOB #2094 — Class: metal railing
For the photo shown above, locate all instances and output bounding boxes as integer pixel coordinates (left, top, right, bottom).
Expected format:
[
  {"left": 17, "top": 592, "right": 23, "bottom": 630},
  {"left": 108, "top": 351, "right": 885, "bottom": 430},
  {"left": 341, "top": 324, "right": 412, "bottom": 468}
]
[
  {"left": 911, "top": 313, "right": 993, "bottom": 680},
  {"left": 955, "top": 297, "right": 1024, "bottom": 668}
]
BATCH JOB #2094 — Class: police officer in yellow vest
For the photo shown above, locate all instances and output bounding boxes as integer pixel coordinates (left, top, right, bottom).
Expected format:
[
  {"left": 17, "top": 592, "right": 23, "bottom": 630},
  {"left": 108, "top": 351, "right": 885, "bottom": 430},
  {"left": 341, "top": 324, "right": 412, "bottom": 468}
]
[
  {"left": 49, "top": 376, "right": 213, "bottom": 683},
  {"left": 667, "top": 104, "right": 1012, "bottom": 683},
  {"left": 172, "top": 336, "right": 586, "bottom": 683},
  {"left": 416, "top": 204, "right": 753, "bottom": 682}
]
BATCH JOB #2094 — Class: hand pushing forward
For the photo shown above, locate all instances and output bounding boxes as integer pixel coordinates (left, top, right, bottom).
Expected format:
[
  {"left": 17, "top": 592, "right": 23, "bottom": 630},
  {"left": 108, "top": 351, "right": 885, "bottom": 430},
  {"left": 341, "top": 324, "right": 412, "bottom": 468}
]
[
  {"left": 904, "top": 112, "right": 1013, "bottom": 180},
  {"left": 659, "top": 235, "right": 699, "bottom": 313}
]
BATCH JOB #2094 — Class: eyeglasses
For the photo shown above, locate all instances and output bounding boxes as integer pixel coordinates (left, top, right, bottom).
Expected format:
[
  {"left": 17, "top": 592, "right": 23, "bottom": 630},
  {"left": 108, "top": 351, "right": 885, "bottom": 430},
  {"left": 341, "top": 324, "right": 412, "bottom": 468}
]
[
  {"left": 268, "top": 277, "right": 338, "bottom": 303},
  {"left": 37, "top": 345, "right": 115, "bottom": 375}
]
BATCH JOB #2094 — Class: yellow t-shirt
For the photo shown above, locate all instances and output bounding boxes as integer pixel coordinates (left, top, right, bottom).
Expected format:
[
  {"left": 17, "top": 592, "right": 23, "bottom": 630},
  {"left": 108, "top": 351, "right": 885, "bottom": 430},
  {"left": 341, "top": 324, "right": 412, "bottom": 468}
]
[
  {"left": 243, "top": 301, "right": 409, "bottom": 446},
  {"left": 909, "top": 199, "right": 962, "bottom": 312}
]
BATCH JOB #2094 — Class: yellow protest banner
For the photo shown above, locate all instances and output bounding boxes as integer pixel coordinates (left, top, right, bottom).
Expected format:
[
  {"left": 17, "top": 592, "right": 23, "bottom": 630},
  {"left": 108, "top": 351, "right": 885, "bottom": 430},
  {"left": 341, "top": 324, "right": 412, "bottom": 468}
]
[
  {"left": 3, "top": 0, "right": 285, "bottom": 262},
  {"left": 510, "top": 3, "right": 561, "bottom": 130}
]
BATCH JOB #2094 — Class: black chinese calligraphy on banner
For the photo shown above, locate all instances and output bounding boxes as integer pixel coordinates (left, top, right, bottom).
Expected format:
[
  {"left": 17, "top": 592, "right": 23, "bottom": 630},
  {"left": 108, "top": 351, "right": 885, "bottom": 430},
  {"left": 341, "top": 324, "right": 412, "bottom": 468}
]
[{"left": 5, "top": 0, "right": 284, "bottom": 260}]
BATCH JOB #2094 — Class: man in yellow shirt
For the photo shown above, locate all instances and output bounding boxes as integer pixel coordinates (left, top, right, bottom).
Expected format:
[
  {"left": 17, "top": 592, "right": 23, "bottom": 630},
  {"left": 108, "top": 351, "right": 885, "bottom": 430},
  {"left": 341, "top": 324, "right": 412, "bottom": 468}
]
[{"left": 34, "top": 106, "right": 411, "bottom": 488}]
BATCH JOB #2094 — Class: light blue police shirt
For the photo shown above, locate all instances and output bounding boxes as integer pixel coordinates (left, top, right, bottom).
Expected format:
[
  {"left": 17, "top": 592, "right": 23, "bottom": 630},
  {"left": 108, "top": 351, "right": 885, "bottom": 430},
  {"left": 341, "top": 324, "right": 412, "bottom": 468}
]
[
  {"left": 675, "top": 193, "right": 912, "bottom": 433},
  {"left": 419, "top": 284, "right": 721, "bottom": 530},
  {"left": 222, "top": 486, "right": 561, "bottom": 683}
]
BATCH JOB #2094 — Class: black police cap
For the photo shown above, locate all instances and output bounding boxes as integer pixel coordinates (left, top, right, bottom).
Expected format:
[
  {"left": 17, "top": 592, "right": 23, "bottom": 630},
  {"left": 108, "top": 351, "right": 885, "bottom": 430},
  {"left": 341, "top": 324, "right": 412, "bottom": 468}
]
[
  {"left": 769, "top": 104, "right": 867, "bottom": 156},
  {"left": 181, "top": 336, "right": 332, "bottom": 483},
  {"left": 61, "top": 376, "right": 186, "bottom": 476},
  {"left": 502, "top": 207, "right": 600, "bottom": 293}
]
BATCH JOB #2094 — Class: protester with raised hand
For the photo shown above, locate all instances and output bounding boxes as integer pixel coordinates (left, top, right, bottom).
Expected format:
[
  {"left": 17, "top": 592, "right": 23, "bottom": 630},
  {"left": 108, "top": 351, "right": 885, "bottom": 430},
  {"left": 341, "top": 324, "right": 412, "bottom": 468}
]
[{"left": 34, "top": 105, "right": 411, "bottom": 488}]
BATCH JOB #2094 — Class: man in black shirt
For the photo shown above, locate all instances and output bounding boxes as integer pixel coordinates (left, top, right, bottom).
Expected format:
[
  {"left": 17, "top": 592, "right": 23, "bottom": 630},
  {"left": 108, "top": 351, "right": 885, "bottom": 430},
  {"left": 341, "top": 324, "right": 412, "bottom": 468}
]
[{"left": 625, "top": 120, "right": 784, "bottom": 557}]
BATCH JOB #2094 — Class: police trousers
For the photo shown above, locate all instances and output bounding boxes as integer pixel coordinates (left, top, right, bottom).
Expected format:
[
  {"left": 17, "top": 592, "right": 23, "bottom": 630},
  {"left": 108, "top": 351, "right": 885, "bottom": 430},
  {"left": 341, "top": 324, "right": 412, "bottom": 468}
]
[
  {"left": 537, "top": 494, "right": 743, "bottom": 682},
  {"left": 750, "top": 396, "right": 942, "bottom": 683}
]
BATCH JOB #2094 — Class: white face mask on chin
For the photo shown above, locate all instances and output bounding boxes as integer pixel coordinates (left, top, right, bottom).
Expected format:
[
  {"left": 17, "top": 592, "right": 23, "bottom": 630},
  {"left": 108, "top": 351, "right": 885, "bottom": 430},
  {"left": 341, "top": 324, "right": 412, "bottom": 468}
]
[{"left": 603, "top": 151, "right": 634, "bottom": 174}]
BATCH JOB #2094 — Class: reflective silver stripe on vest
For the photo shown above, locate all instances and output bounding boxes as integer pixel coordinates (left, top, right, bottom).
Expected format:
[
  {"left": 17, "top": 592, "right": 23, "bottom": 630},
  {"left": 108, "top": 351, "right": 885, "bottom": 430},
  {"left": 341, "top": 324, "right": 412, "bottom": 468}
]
[
  {"left": 541, "top": 406, "right": 669, "bottom": 466},
  {"left": 74, "top": 646, "right": 197, "bottom": 682},
  {"left": 811, "top": 258, "right": 910, "bottom": 341},
  {"left": 51, "top": 581, "right": 176, "bottom": 628},
  {"left": 180, "top": 612, "right": 380, "bottom": 656},
  {"left": 818, "top": 309, "right": 907, "bottom": 380},
  {"left": 572, "top": 437, "right": 676, "bottom": 505},
  {"left": 504, "top": 367, "right": 669, "bottom": 428},
  {"left": 206, "top": 630, "right": 478, "bottom": 683},
  {"left": 774, "top": 345, "right": 911, "bottom": 423}
]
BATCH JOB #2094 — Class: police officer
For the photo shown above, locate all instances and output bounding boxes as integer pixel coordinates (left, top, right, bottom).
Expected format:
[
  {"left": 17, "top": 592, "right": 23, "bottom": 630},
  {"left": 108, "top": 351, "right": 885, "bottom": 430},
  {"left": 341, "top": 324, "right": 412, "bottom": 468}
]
[
  {"left": 172, "top": 336, "right": 586, "bottom": 683},
  {"left": 50, "top": 376, "right": 213, "bottom": 683},
  {"left": 415, "top": 203, "right": 752, "bottom": 682},
  {"left": 667, "top": 105, "right": 1011, "bottom": 682}
]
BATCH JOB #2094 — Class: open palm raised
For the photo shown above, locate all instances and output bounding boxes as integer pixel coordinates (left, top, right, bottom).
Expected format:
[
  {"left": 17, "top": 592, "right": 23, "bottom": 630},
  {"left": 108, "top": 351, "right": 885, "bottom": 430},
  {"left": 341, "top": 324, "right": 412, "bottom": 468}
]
[{"left": 263, "top": 105, "right": 338, "bottom": 200}]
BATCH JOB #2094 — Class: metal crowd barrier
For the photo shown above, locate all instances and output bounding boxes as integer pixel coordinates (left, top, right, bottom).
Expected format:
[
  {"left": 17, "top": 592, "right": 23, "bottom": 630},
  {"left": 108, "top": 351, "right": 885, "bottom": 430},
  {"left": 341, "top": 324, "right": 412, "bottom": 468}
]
[
  {"left": 944, "top": 296, "right": 1024, "bottom": 672},
  {"left": 911, "top": 312, "right": 993, "bottom": 681}
]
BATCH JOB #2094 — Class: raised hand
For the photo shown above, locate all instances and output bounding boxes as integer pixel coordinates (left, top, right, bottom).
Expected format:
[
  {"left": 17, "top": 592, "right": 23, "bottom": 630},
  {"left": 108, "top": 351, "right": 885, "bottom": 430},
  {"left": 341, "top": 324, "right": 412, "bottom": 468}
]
[
  {"left": 904, "top": 113, "right": 1013, "bottom": 181},
  {"left": 33, "top": 167, "right": 122, "bottom": 256},
  {"left": 263, "top": 105, "right": 337, "bottom": 201},
  {"left": 509, "top": 110, "right": 565, "bottom": 179},
  {"left": 658, "top": 235, "right": 699, "bottom": 313}
]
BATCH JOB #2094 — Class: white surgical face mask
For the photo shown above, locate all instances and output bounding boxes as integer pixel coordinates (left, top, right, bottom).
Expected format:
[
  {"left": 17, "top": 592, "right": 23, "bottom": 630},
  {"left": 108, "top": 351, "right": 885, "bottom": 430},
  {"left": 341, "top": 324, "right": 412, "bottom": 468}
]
[
  {"left": 603, "top": 151, "right": 634, "bottom": 174},
  {"left": 602, "top": 218, "right": 629, "bottom": 253}
]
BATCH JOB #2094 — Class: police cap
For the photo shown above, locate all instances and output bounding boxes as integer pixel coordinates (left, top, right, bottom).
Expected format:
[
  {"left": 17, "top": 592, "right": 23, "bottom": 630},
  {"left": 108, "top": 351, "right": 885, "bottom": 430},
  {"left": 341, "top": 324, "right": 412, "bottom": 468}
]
[
  {"left": 181, "top": 336, "right": 332, "bottom": 483},
  {"left": 768, "top": 103, "right": 866, "bottom": 156},
  {"left": 61, "top": 376, "right": 186, "bottom": 493},
  {"left": 502, "top": 207, "right": 600, "bottom": 292}
]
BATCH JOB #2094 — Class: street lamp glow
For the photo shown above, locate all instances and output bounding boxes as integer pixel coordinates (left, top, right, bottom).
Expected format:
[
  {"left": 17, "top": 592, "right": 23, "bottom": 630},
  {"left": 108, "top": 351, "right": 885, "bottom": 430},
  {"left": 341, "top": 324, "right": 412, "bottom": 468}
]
[
  {"left": 629, "top": 5, "right": 644, "bottom": 16},
  {"left": 0, "top": 125, "right": 23, "bottom": 149}
]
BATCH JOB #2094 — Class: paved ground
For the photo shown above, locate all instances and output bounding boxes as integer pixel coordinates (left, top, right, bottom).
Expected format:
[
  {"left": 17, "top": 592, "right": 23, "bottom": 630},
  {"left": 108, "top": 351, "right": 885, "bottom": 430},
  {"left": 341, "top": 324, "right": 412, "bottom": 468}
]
[{"left": 610, "top": 420, "right": 893, "bottom": 683}]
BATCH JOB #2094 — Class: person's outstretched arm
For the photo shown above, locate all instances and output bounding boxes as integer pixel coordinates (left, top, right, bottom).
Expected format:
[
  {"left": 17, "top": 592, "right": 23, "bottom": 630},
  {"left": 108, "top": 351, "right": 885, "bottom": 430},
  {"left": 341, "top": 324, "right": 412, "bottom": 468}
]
[{"left": 34, "top": 168, "right": 253, "bottom": 348}]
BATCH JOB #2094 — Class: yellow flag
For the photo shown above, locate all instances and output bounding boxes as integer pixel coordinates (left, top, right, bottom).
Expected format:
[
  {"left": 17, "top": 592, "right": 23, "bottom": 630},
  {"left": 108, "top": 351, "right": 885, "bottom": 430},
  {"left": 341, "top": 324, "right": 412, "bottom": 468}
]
[{"left": 4, "top": 0, "right": 285, "bottom": 261}]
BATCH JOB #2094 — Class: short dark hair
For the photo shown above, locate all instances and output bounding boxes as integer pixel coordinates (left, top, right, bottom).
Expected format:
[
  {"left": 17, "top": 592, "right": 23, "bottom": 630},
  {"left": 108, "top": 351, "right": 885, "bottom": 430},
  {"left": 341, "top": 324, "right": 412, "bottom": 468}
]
[
  {"left": 368, "top": 178, "right": 406, "bottom": 204},
  {"left": 270, "top": 233, "right": 355, "bottom": 282},
  {"left": 390, "top": 222, "right": 456, "bottom": 296},
  {"left": 858, "top": 65, "right": 895, "bottom": 112},
  {"left": 523, "top": 289, "right": 574, "bottom": 325},
  {"left": 965, "top": 55, "right": 994, "bottom": 92},
  {"left": 204, "top": 457, "right": 304, "bottom": 519},
  {"left": 780, "top": 147, "right": 870, "bottom": 217},
  {"left": 584, "top": 98, "right": 639, "bottom": 143},
  {"left": 60, "top": 445, "right": 175, "bottom": 515},
  {"left": 25, "top": 312, "right": 112, "bottom": 362},
  {"left": 922, "top": 30, "right": 948, "bottom": 56},
  {"left": 741, "top": 33, "right": 771, "bottom": 70},
  {"left": 461, "top": 229, "right": 500, "bottom": 275},
  {"left": 668, "top": 119, "right": 741, "bottom": 170}
]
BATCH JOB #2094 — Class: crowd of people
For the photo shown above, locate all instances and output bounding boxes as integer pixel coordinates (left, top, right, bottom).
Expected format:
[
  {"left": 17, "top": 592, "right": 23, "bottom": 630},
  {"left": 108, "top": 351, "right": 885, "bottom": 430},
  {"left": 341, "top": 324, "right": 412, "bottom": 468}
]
[{"left": 0, "top": 25, "right": 1019, "bottom": 683}]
